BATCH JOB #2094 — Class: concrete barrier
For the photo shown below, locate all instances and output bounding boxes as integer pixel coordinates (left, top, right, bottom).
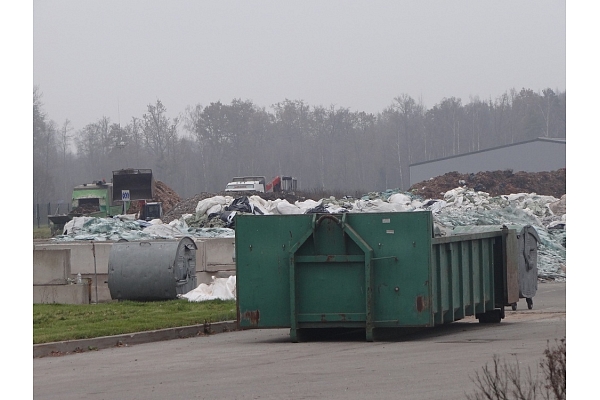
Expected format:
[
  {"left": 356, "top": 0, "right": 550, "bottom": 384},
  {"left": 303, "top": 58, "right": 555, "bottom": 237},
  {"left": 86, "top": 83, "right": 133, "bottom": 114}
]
[
  {"left": 196, "top": 237, "right": 236, "bottom": 272},
  {"left": 33, "top": 248, "right": 91, "bottom": 304},
  {"left": 33, "top": 242, "right": 112, "bottom": 274},
  {"left": 34, "top": 282, "right": 91, "bottom": 304},
  {"left": 34, "top": 249, "right": 71, "bottom": 285},
  {"left": 194, "top": 237, "right": 236, "bottom": 284}
]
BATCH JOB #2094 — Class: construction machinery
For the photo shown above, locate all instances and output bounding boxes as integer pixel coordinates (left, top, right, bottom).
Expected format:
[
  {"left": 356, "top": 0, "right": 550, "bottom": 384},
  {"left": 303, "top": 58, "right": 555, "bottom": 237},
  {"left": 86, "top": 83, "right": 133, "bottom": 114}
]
[
  {"left": 48, "top": 168, "right": 162, "bottom": 235},
  {"left": 225, "top": 175, "right": 297, "bottom": 193},
  {"left": 111, "top": 168, "right": 163, "bottom": 221},
  {"left": 48, "top": 180, "right": 123, "bottom": 235}
]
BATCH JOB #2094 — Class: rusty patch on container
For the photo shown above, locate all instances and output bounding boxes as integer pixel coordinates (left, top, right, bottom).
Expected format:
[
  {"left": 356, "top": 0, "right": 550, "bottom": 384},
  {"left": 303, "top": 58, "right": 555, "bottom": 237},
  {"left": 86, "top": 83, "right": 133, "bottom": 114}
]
[
  {"left": 416, "top": 296, "right": 425, "bottom": 312},
  {"left": 321, "top": 314, "right": 327, "bottom": 322},
  {"left": 326, "top": 255, "right": 335, "bottom": 262},
  {"left": 339, "top": 313, "right": 347, "bottom": 321},
  {"left": 242, "top": 310, "right": 260, "bottom": 326}
]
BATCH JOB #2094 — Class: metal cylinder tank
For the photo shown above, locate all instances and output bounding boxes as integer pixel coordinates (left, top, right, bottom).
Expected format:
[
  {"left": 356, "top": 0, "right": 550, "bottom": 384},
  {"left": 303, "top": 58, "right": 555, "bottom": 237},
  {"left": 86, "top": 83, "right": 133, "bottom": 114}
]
[{"left": 108, "top": 237, "right": 198, "bottom": 301}]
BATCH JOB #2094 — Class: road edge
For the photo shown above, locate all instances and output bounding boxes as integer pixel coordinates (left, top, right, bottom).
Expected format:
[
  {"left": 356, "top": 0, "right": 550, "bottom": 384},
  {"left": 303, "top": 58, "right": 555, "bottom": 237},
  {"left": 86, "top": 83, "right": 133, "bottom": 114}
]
[{"left": 33, "top": 320, "right": 238, "bottom": 358}]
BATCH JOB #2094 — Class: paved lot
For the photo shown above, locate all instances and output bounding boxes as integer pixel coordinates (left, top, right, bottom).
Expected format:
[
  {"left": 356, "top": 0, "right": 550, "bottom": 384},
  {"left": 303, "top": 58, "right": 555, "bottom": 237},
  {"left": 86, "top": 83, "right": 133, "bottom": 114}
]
[{"left": 33, "top": 282, "right": 566, "bottom": 400}]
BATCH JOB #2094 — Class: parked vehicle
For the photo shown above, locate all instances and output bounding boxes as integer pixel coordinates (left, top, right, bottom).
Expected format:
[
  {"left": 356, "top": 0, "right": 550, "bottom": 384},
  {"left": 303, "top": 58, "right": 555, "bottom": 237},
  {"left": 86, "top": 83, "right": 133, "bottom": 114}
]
[{"left": 225, "top": 175, "right": 297, "bottom": 193}]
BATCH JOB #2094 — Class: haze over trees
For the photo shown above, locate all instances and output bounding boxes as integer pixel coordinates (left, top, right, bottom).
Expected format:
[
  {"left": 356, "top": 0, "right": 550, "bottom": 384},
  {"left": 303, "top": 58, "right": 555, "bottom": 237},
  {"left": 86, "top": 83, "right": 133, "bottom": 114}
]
[{"left": 33, "top": 87, "right": 566, "bottom": 205}]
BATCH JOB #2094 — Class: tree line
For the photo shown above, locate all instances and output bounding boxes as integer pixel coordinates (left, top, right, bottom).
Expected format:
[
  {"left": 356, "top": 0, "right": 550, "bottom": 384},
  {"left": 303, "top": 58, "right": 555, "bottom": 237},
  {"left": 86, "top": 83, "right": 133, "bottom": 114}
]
[{"left": 33, "top": 86, "right": 565, "bottom": 204}]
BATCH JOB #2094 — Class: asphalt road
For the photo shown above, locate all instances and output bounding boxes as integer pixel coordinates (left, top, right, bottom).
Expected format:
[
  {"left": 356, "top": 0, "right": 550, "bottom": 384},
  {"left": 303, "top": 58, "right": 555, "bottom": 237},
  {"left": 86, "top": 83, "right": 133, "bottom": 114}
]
[{"left": 33, "top": 282, "right": 566, "bottom": 400}]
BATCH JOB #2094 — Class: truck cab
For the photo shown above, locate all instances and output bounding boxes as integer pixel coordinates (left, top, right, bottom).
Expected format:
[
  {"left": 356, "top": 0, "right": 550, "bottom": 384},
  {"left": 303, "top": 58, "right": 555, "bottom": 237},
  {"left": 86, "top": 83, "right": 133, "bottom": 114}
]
[{"left": 225, "top": 176, "right": 267, "bottom": 193}]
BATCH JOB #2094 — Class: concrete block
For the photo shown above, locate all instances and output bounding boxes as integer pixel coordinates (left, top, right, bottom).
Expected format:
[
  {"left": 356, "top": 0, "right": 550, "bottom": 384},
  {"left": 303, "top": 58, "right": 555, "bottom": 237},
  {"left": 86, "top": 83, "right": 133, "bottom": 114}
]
[
  {"left": 33, "top": 249, "right": 71, "bottom": 285},
  {"left": 82, "top": 274, "right": 111, "bottom": 303},
  {"left": 33, "top": 283, "right": 90, "bottom": 304},
  {"left": 198, "top": 237, "right": 236, "bottom": 272},
  {"left": 33, "top": 242, "right": 112, "bottom": 274}
]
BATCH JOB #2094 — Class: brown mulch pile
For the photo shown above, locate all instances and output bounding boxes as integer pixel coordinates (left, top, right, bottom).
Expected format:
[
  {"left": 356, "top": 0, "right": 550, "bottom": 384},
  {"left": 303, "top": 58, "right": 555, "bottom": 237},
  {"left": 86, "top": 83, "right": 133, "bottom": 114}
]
[
  {"left": 153, "top": 181, "right": 181, "bottom": 213},
  {"left": 71, "top": 203, "right": 100, "bottom": 215},
  {"left": 408, "top": 168, "right": 566, "bottom": 200},
  {"left": 127, "top": 180, "right": 182, "bottom": 216}
]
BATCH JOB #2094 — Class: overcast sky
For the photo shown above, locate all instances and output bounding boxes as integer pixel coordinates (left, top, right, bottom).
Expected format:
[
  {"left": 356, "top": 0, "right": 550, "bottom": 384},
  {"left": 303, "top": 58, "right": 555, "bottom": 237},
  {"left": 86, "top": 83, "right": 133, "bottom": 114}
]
[{"left": 30, "top": 0, "right": 568, "bottom": 131}]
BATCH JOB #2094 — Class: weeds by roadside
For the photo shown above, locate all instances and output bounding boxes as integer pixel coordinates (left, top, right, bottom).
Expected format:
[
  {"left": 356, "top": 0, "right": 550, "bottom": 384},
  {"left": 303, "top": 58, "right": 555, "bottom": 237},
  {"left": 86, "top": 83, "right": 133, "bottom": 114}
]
[{"left": 466, "top": 337, "right": 566, "bottom": 400}]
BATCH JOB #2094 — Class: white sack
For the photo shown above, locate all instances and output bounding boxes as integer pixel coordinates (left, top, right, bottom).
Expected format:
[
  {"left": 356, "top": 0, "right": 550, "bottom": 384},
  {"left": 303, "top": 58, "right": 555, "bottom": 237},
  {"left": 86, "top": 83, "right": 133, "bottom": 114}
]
[
  {"left": 195, "top": 196, "right": 232, "bottom": 215},
  {"left": 181, "top": 276, "right": 237, "bottom": 302},
  {"left": 142, "top": 223, "right": 181, "bottom": 238},
  {"left": 295, "top": 199, "right": 320, "bottom": 213},
  {"left": 63, "top": 216, "right": 95, "bottom": 235},
  {"left": 388, "top": 193, "right": 412, "bottom": 206},
  {"left": 276, "top": 200, "right": 303, "bottom": 215}
]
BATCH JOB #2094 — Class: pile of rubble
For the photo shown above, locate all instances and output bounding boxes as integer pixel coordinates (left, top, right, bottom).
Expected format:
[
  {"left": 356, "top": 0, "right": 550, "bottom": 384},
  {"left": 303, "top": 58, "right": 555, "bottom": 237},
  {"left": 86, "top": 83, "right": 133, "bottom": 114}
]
[{"left": 409, "top": 168, "right": 566, "bottom": 199}]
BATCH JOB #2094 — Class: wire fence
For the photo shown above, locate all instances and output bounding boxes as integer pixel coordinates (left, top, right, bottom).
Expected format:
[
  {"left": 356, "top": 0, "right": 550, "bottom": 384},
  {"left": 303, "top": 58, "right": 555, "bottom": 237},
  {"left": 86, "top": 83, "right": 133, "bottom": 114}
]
[{"left": 33, "top": 202, "right": 69, "bottom": 228}]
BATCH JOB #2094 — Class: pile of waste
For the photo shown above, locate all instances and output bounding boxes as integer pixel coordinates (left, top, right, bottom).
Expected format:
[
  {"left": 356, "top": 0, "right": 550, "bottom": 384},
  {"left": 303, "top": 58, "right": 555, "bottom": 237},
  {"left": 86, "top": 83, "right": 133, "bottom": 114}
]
[
  {"left": 53, "top": 186, "right": 566, "bottom": 282},
  {"left": 409, "top": 168, "right": 566, "bottom": 199},
  {"left": 179, "top": 276, "right": 237, "bottom": 302},
  {"left": 56, "top": 215, "right": 234, "bottom": 241}
]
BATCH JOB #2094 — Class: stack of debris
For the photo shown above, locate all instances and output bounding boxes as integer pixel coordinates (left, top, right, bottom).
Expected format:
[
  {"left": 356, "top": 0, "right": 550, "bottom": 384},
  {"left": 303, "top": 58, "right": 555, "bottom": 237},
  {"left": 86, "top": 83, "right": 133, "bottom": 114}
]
[
  {"left": 409, "top": 168, "right": 566, "bottom": 199},
  {"left": 53, "top": 169, "right": 567, "bottom": 282}
]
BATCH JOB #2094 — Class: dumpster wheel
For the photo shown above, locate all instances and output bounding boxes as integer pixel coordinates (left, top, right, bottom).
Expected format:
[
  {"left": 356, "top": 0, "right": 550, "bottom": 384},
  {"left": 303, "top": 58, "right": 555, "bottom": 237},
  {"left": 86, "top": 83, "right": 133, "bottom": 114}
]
[
  {"left": 511, "top": 303, "right": 517, "bottom": 311},
  {"left": 526, "top": 297, "right": 533, "bottom": 310},
  {"left": 477, "top": 309, "right": 504, "bottom": 324}
]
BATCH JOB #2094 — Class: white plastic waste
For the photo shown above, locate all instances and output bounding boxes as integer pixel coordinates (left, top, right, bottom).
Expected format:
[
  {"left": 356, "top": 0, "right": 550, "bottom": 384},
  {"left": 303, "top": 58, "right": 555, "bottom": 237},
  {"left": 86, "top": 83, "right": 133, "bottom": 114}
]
[{"left": 180, "top": 276, "right": 237, "bottom": 302}]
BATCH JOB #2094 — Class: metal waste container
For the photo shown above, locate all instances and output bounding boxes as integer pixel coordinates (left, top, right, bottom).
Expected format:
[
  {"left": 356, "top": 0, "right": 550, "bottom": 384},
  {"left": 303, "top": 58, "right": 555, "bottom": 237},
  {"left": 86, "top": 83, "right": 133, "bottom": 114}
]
[
  {"left": 451, "top": 224, "right": 539, "bottom": 309},
  {"left": 513, "top": 225, "right": 539, "bottom": 309},
  {"left": 236, "top": 212, "right": 519, "bottom": 342},
  {"left": 108, "top": 237, "right": 198, "bottom": 301}
]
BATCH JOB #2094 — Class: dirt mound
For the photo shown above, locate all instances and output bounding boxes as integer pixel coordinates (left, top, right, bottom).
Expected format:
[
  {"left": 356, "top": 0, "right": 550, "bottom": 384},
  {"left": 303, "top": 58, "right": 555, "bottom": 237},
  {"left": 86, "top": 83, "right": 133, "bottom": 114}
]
[
  {"left": 154, "top": 181, "right": 181, "bottom": 214},
  {"left": 127, "top": 180, "right": 181, "bottom": 216},
  {"left": 409, "top": 169, "right": 566, "bottom": 199},
  {"left": 161, "top": 192, "right": 217, "bottom": 224}
]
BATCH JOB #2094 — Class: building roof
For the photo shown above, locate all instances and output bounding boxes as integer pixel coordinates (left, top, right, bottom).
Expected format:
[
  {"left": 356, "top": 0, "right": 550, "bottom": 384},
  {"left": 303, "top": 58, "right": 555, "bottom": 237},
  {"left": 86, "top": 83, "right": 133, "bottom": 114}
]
[{"left": 409, "top": 137, "right": 566, "bottom": 167}]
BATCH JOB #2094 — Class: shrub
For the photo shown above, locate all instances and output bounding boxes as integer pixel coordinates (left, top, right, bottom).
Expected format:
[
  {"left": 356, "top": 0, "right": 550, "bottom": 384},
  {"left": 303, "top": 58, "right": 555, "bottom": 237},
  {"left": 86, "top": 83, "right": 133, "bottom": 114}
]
[{"left": 466, "top": 337, "right": 565, "bottom": 400}]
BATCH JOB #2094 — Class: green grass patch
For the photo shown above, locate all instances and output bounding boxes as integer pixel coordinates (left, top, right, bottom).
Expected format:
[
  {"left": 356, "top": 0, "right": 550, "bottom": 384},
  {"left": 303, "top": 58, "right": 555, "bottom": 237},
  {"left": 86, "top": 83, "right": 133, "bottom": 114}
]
[
  {"left": 33, "top": 299, "right": 237, "bottom": 344},
  {"left": 33, "top": 226, "right": 52, "bottom": 239}
]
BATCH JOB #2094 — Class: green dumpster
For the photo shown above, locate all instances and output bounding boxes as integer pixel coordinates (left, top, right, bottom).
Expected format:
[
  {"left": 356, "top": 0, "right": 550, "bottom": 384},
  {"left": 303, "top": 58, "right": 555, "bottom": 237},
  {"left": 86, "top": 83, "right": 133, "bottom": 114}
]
[{"left": 236, "top": 211, "right": 519, "bottom": 341}]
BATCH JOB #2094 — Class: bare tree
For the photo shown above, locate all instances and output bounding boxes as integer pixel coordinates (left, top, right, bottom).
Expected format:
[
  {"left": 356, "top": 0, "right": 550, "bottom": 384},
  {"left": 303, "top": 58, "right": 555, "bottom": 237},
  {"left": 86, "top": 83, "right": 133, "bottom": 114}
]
[
  {"left": 33, "top": 87, "right": 58, "bottom": 203},
  {"left": 59, "top": 119, "right": 73, "bottom": 195},
  {"left": 142, "top": 99, "right": 179, "bottom": 176}
]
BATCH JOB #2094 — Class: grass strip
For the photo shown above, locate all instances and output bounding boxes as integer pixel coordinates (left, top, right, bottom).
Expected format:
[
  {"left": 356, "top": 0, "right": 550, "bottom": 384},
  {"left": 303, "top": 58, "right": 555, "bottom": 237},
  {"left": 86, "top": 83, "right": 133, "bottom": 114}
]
[{"left": 33, "top": 299, "right": 236, "bottom": 344}]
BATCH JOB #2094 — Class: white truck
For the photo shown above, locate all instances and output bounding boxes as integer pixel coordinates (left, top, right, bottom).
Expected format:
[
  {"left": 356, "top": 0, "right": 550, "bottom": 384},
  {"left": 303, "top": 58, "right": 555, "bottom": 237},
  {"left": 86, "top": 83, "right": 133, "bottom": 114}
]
[{"left": 224, "top": 176, "right": 297, "bottom": 193}]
